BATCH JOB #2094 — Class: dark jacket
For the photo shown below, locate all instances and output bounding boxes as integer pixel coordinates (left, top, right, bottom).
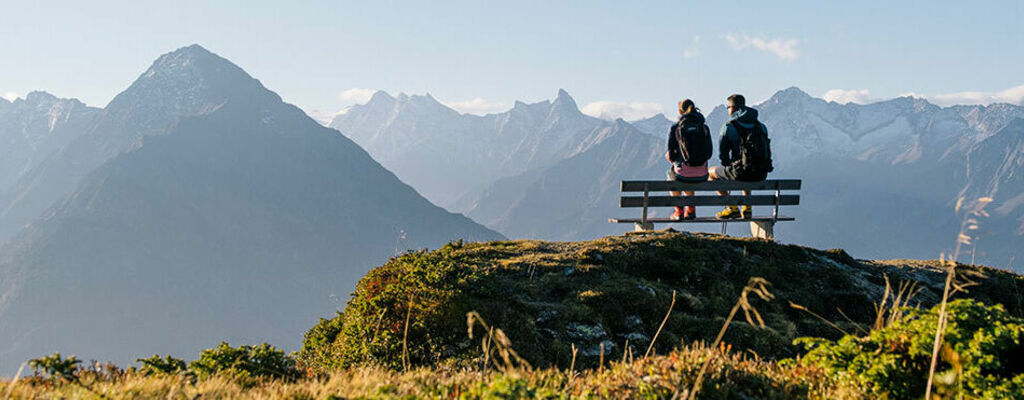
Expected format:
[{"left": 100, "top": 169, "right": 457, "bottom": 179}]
[
  {"left": 667, "top": 111, "right": 712, "bottom": 164},
  {"left": 718, "top": 106, "right": 768, "bottom": 166}
]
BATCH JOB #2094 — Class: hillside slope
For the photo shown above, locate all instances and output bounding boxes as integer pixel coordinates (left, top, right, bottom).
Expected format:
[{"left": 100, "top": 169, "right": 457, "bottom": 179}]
[{"left": 300, "top": 231, "right": 1023, "bottom": 371}]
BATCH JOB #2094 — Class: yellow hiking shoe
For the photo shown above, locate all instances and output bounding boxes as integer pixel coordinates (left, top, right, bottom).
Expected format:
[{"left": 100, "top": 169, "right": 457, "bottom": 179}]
[
  {"left": 741, "top": 206, "right": 752, "bottom": 219},
  {"left": 716, "top": 206, "right": 741, "bottom": 219}
]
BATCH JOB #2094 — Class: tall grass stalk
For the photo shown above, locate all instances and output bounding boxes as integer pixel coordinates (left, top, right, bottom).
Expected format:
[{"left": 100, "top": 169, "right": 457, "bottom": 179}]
[
  {"left": 402, "top": 299, "right": 412, "bottom": 372},
  {"left": 789, "top": 302, "right": 849, "bottom": 336},
  {"left": 568, "top": 343, "right": 578, "bottom": 383},
  {"left": 872, "top": 275, "right": 920, "bottom": 331},
  {"left": 466, "top": 311, "right": 532, "bottom": 372},
  {"left": 645, "top": 290, "right": 676, "bottom": 359},
  {"left": 3, "top": 362, "right": 26, "bottom": 400},
  {"left": 674, "top": 277, "right": 773, "bottom": 400},
  {"left": 924, "top": 197, "right": 991, "bottom": 399}
]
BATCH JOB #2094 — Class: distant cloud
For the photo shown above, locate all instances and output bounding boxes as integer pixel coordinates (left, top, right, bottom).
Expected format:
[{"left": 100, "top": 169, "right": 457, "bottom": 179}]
[
  {"left": 338, "top": 88, "right": 377, "bottom": 104},
  {"left": 682, "top": 36, "right": 701, "bottom": 59},
  {"left": 581, "top": 101, "right": 664, "bottom": 121},
  {"left": 724, "top": 34, "right": 799, "bottom": 61},
  {"left": 920, "top": 84, "right": 1024, "bottom": 106},
  {"left": 822, "top": 89, "right": 874, "bottom": 104},
  {"left": 304, "top": 109, "right": 340, "bottom": 125},
  {"left": 2, "top": 91, "right": 18, "bottom": 101},
  {"left": 442, "top": 97, "right": 508, "bottom": 115}
]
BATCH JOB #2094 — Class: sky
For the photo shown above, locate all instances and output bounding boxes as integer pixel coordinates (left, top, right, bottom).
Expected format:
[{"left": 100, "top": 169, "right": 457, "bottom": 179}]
[{"left": 1, "top": 0, "right": 1023, "bottom": 121}]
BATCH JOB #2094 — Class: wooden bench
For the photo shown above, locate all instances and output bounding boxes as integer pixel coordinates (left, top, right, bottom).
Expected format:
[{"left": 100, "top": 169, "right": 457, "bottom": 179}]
[{"left": 608, "top": 179, "right": 802, "bottom": 240}]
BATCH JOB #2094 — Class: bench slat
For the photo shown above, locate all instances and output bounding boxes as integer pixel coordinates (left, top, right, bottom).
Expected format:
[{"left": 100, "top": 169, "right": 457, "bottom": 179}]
[
  {"left": 620, "top": 195, "right": 800, "bottom": 207},
  {"left": 609, "top": 216, "right": 795, "bottom": 223},
  {"left": 620, "top": 179, "right": 801, "bottom": 192}
]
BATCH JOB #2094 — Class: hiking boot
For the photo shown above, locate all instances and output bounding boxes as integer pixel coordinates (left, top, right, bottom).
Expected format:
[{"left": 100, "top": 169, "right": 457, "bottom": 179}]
[
  {"left": 716, "top": 206, "right": 741, "bottom": 219},
  {"left": 683, "top": 206, "right": 696, "bottom": 220},
  {"left": 741, "top": 206, "right": 752, "bottom": 219},
  {"left": 670, "top": 207, "right": 685, "bottom": 221}
]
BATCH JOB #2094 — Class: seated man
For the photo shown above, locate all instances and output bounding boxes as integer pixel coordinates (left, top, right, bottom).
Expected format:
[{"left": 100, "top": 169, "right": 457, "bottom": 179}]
[{"left": 708, "top": 94, "right": 773, "bottom": 219}]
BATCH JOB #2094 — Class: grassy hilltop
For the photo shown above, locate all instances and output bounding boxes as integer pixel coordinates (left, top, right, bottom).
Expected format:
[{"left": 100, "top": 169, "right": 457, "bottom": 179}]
[
  {"left": 5, "top": 231, "right": 1024, "bottom": 399},
  {"left": 300, "top": 231, "right": 1022, "bottom": 371}
]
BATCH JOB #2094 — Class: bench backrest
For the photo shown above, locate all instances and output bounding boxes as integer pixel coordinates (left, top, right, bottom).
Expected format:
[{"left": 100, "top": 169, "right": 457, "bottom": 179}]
[
  {"left": 621, "top": 179, "right": 801, "bottom": 192},
  {"left": 618, "top": 179, "right": 801, "bottom": 208}
]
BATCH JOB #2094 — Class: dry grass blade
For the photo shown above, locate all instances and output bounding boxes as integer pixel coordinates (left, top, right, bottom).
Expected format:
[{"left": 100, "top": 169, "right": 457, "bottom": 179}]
[
  {"left": 466, "top": 311, "right": 532, "bottom": 372},
  {"left": 871, "top": 275, "right": 923, "bottom": 331},
  {"left": 836, "top": 307, "right": 869, "bottom": 336},
  {"left": 872, "top": 275, "right": 892, "bottom": 330},
  {"left": 925, "top": 197, "right": 991, "bottom": 399},
  {"left": 569, "top": 343, "right": 577, "bottom": 378},
  {"left": 3, "top": 362, "right": 27, "bottom": 400},
  {"left": 402, "top": 299, "right": 412, "bottom": 372},
  {"left": 739, "top": 278, "right": 773, "bottom": 328},
  {"left": 790, "top": 302, "right": 849, "bottom": 336},
  {"left": 645, "top": 290, "right": 676, "bottom": 359},
  {"left": 674, "top": 277, "right": 773, "bottom": 400}
]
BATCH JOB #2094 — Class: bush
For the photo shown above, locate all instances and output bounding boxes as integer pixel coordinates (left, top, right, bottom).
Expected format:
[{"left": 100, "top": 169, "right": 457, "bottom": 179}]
[
  {"left": 28, "top": 352, "right": 81, "bottom": 382},
  {"left": 136, "top": 354, "right": 187, "bottom": 376},
  {"left": 797, "top": 299, "right": 1024, "bottom": 399},
  {"left": 189, "top": 342, "right": 299, "bottom": 380},
  {"left": 298, "top": 313, "right": 345, "bottom": 372}
]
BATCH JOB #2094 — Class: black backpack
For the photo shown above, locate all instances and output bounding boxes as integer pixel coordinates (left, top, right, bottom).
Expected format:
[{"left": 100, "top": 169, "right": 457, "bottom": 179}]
[
  {"left": 675, "top": 118, "right": 713, "bottom": 167},
  {"left": 730, "top": 121, "right": 773, "bottom": 178}
]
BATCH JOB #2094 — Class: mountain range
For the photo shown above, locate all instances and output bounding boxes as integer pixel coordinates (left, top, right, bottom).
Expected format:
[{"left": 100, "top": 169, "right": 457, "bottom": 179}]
[
  {"left": 0, "top": 45, "right": 502, "bottom": 372},
  {"left": 332, "top": 86, "right": 1024, "bottom": 270},
  {"left": 3, "top": 43, "right": 1024, "bottom": 372}
]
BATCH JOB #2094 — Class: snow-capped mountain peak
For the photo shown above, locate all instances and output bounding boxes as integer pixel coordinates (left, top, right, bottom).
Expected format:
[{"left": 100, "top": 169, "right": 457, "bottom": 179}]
[
  {"left": 765, "top": 86, "right": 813, "bottom": 104},
  {"left": 108, "top": 44, "right": 274, "bottom": 116}
]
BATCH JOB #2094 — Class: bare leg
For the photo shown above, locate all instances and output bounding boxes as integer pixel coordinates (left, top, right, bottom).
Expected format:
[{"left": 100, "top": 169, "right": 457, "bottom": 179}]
[
  {"left": 668, "top": 168, "right": 684, "bottom": 218},
  {"left": 710, "top": 166, "right": 740, "bottom": 218},
  {"left": 684, "top": 190, "right": 696, "bottom": 217}
]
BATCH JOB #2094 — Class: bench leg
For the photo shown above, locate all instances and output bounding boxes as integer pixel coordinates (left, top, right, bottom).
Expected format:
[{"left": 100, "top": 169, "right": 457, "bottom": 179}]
[
  {"left": 749, "top": 221, "right": 774, "bottom": 240},
  {"left": 634, "top": 222, "right": 654, "bottom": 232}
]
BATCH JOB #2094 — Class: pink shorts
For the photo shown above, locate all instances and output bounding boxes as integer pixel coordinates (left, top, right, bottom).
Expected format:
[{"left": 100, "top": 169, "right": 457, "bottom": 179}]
[{"left": 668, "top": 163, "right": 709, "bottom": 182}]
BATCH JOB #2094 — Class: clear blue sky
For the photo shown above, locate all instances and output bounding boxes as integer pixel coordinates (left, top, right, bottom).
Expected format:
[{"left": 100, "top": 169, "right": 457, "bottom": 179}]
[{"left": 2, "top": 0, "right": 1022, "bottom": 119}]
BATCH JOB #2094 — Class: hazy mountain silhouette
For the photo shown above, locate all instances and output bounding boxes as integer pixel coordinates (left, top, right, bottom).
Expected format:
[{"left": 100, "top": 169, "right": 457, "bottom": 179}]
[
  {"left": 0, "top": 45, "right": 502, "bottom": 371},
  {"left": 0, "top": 92, "right": 100, "bottom": 205},
  {"left": 330, "top": 89, "right": 605, "bottom": 208}
]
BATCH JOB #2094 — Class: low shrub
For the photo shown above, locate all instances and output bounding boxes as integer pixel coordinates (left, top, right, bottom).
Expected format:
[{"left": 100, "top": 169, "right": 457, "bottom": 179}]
[
  {"left": 28, "top": 352, "right": 81, "bottom": 382},
  {"left": 136, "top": 354, "right": 187, "bottom": 376},
  {"left": 797, "top": 299, "right": 1024, "bottom": 399},
  {"left": 189, "top": 342, "right": 299, "bottom": 381}
]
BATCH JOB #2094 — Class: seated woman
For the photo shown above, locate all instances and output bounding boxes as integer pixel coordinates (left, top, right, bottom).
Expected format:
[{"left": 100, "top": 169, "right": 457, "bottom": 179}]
[{"left": 665, "top": 99, "right": 713, "bottom": 220}]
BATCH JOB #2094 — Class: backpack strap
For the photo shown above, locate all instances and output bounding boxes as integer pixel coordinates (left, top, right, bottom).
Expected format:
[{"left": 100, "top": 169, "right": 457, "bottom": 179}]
[{"left": 675, "top": 120, "right": 690, "bottom": 161}]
